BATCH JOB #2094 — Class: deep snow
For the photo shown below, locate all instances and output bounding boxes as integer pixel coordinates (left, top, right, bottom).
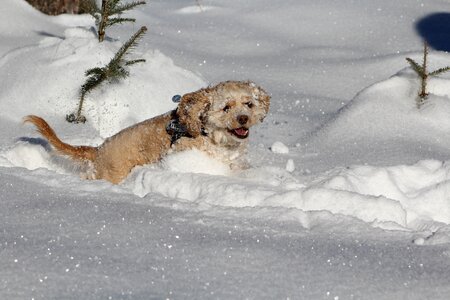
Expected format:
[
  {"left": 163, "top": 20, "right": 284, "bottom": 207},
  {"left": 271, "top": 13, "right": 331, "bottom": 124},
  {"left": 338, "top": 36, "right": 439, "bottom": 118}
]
[{"left": 3, "top": 0, "right": 450, "bottom": 299}]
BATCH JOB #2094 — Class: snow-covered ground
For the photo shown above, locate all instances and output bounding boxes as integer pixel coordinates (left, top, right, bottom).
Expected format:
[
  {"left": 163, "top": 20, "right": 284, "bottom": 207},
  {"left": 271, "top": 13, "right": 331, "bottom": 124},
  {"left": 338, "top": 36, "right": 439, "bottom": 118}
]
[{"left": 2, "top": 0, "right": 450, "bottom": 298}]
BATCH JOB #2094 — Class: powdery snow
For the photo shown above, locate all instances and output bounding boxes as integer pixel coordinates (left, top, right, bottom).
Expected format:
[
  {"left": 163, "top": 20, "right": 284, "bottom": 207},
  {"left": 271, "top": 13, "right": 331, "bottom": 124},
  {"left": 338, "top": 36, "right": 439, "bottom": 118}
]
[
  {"left": 2, "top": 0, "right": 450, "bottom": 299},
  {"left": 270, "top": 141, "right": 290, "bottom": 154},
  {"left": 0, "top": 25, "right": 205, "bottom": 138}
]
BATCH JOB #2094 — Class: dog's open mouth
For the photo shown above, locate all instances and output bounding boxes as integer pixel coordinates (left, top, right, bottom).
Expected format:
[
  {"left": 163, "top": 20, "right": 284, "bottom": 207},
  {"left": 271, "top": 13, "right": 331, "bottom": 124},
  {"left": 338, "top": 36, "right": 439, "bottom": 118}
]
[{"left": 229, "top": 127, "right": 249, "bottom": 139}]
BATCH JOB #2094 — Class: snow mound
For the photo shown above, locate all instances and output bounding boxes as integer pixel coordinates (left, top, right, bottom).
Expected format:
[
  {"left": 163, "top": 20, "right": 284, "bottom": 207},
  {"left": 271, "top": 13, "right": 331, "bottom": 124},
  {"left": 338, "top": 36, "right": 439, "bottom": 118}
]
[
  {"left": 131, "top": 155, "right": 450, "bottom": 238},
  {"left": 131, "top": 164, "right": 405, "bottom": 226},
  {"left": 161, "top": 149, "right": 232, "bottom": 176},
  {"left": 1, "top": 140, "right": 53, "bottom": 170},
  {"left": 0, "top": 139, "right": 88, "bottom": 176},
  {"left": 7, "top": 138, "right": 450, "bottom": 241},
  {"left": 0, "top": 26, "right": 205, "bottom": 138},
  {"left": 317, "top": 160, "right": 450, "bottom": 225},
  {"left": 311, "top": 63, "right": 450, "bottom": 150}
]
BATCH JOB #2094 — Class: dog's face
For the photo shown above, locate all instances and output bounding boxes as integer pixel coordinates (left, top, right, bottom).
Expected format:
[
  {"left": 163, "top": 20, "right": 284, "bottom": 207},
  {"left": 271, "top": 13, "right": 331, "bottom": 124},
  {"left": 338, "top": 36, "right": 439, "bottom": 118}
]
[
  {"left": 205, "top": 81, "right": 269, "bottom": 144},
  {"left": 178, "top": 81, "right": 270, "bottom": 146}
]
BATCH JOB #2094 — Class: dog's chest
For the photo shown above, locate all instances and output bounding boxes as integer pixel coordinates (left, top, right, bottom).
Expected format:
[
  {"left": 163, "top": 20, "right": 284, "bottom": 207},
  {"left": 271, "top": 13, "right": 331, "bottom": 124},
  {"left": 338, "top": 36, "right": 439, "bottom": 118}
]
[{"left": 201, "top": 140, "right": 247, "bottom": 166}]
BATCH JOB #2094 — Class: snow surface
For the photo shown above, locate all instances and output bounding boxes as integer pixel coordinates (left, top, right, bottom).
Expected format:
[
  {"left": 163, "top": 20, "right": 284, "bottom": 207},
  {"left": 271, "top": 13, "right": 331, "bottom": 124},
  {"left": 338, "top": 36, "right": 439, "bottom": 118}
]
[
  {"left": 3, "top": 0, "right": 450, "bottom": 299},
  {"left": 271, "top": 141, "right": 290, "bottom": 154}
]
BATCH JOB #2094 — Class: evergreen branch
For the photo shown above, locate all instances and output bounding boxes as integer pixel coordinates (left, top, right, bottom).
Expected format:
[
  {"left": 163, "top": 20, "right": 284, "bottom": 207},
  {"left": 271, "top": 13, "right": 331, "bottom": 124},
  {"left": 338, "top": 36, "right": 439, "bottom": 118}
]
[
  {"left": 81, "top": 73, "right": 106, "bottom": 97},
  {"left": 108, "top": 0, "right": 121, "bottom": 9},
  {"left": 113, "top": 66, "right": 130, "bottom": 79},
  {"left": 93, "top": 14, "right": 102, "bottom": 25},
  {"left": 125, "top": 59, "right": 146, "bottom": 66},
  {"left": 81, "top": 26, "right": 147, "bottom": 96},
  {"left": 72, "top": 25, "right": 147, "bottom": 123},
  {"left": 106, "top": 17, "right": 136, "bottom": 27},
  {"left": 111, "top": 26, "right": 147, "bottom": 65},
  {"left": 405, "top": 40, "right": 450, "bottom": 108},
  {"left": 85, "top": 67, "right": 105, "bottom": 76},
  {"left": 429, "top": 66, "right": 450, "bottom": 76},
  {"left": 196, "top": 0, "right": 203, "bottom": 11},
  {"left": 70, "top": 2, "right": 148, "bottom": 123},
  {"left": 96, "top": 0, "right": 147, "bottom": 42},
  {"left": 111, "top": 1, "right": 146, "bottom": 15},
  {"left": 406, "top": 58, "right": 424, "bottom": 77}
]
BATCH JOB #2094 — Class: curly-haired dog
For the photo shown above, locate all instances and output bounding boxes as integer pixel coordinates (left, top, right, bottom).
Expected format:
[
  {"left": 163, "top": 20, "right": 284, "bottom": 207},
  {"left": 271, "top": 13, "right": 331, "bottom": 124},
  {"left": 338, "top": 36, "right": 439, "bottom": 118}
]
[{"left": 24, "top": 81, "right": 270, "bottom": 184}]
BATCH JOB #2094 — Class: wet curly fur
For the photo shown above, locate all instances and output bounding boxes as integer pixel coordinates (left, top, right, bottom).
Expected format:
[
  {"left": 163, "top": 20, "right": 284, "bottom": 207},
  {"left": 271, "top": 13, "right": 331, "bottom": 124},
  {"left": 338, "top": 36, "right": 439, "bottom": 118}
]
[{"left": 24, "top": 81, "right": 270, "bottom": 184}]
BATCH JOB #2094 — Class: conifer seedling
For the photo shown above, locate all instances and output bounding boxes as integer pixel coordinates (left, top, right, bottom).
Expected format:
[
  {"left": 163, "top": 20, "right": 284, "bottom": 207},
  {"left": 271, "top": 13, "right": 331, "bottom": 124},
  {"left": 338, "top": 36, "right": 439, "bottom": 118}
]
[
  {"left": 82, "top": 0, "right": 146, "bottom": 42},
  {"left": 196, "top": 0, "right": 204, "bottom": 12},
  {"left": 406, "top": 41, "right": 450, "bottom": 108},
  {"left": 67, "top": 26, "right": 147, "bottom": 123}
]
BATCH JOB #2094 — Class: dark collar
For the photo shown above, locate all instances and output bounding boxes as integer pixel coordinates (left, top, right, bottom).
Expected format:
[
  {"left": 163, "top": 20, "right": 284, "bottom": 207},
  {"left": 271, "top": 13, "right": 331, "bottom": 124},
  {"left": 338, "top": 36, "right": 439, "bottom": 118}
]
[{"left": 166, "top": 109, "right": 192, "bottom": 146}]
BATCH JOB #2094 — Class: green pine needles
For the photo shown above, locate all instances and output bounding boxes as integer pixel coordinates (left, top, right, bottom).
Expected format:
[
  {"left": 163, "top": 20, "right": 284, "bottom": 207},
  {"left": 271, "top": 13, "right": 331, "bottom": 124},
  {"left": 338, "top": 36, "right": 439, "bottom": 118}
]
[
  {"left": 406, "top": 41, "right": 450, "bottom": 108},
  {"left": 82, "top": 0, "right": 146, "bottom": 42},
  {"left": 66, "top": 0, "right": 148, "bottom": 123},
  {"left": 67, "top": 26, "right": 148, "bottom": 123}
]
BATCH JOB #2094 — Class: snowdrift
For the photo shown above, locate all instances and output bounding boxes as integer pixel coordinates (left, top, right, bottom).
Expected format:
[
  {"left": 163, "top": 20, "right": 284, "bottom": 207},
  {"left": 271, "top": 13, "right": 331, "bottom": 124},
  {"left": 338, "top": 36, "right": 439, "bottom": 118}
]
[
  {"left": 130, "top": 152, "right": 450, "bottom": 238},
  {"left": 4, "top": 45, "right": 450, "bottom": 245},
  {"left": 310, "top": 60, "right": 450, "bottom": 151},
  {"left": 6, "top": 0, "right": 450, "bottom": 298},
  {"left": 0, "top": 25, "right": 205, "bottom": 138},
  {"left": 4, "top": 144, "right": 450, "bottom": 246},
  {"left": 3, "top": 0, "right": 450, "bottom": 248}
]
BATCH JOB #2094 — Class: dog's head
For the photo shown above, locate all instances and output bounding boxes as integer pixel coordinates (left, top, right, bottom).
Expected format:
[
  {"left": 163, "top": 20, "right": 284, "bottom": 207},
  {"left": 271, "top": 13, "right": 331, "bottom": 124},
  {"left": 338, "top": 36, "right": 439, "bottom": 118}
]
[{"left": 178, "top": 81, "right": 270, "bottom": 145}]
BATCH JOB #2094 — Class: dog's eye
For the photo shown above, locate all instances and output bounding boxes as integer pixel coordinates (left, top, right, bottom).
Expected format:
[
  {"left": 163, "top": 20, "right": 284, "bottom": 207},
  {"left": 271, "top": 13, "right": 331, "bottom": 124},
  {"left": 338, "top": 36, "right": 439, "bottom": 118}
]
[
  {"left": 245, "top": 102, "right": 254, "bottom": 108},
  {"left": 223, "top": 105, "right": 231, "bottom": 112}
]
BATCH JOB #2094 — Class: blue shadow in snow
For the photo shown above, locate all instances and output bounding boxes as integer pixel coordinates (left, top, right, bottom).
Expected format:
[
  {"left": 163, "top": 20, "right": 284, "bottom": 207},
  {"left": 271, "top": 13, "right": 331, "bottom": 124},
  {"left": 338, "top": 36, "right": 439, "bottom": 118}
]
[
  {"left": 416, "top": 12, "right": 450, "bottom": 52},
  {"left": 17, "top": 137, "right": 52, "bottom": 152}
]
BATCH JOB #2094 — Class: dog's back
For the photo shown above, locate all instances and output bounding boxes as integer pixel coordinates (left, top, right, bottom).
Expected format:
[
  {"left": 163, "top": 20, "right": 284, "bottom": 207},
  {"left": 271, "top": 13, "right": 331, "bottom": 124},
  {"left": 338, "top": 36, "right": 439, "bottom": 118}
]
[
  {"left": 24, "top": 113, "right": 174, "bottom": 184},
  {"left": 92, "top": 112, "right": 173, "bottom": 183}
]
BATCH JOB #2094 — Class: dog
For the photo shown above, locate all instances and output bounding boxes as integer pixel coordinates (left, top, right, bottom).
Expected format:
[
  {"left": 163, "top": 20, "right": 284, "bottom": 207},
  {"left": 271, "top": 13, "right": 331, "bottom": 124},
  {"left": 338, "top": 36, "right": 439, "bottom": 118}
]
[{"left": 24, "top": 80, "right": 270, "bottom": 184}]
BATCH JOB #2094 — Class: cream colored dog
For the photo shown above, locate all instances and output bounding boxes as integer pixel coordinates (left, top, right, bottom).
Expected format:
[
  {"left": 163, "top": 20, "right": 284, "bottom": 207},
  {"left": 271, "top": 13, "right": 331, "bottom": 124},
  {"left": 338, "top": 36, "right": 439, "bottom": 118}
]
[{"left": 24, "top": 81, "right": 270, "bottom": 184}]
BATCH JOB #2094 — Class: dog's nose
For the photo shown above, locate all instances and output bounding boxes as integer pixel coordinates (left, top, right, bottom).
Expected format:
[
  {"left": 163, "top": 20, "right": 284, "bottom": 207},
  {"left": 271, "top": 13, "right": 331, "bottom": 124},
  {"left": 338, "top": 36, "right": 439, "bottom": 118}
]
[{"left": 237, "top": 115, "right": 249, "bottom": 125}]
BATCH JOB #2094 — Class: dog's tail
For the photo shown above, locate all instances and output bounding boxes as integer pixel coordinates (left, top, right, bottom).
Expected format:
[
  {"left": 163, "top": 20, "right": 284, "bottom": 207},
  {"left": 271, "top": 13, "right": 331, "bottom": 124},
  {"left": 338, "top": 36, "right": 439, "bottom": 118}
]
[{"left": 23, "top": 115, "right": 97, "bottom": 162}]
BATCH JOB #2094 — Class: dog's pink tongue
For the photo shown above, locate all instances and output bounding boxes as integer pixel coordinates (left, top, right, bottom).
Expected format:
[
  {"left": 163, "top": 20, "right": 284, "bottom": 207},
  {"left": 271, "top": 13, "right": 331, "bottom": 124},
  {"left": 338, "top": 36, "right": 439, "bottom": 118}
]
[{"left": 234, "top": 128, "right": 248, "bottom": 136}]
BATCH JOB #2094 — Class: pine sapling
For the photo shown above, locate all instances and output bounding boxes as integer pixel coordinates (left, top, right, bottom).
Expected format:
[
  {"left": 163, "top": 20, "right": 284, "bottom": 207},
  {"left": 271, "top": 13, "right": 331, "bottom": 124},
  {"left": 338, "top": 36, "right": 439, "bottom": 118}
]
[
  {"left": 406, "top": 41, "right": 450, "bottom": 108},
  {"left": 195, "top": 0, "right": 204, "bottom": 12},
  {"left": 67, "top": 26, "right": 147, "bottom": 123},
  {"left": 82, "top": 0, "right": 146, "bottom": 42}
]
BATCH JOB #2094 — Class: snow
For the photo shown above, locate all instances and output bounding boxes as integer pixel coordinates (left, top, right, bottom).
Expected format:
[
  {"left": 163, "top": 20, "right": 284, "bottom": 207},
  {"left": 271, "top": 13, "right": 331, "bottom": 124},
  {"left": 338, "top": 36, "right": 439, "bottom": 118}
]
[
  {"left": 286, "top": 158, "right": 295, "bottom": 172},
  {"left": 0, "top": 24, "right": 204, "bottom": 138},
  {"left": 3, "top": 0, "right": 450, "bottom": 298},
  {"left": 160, "top": 149, "right": 232, "bottom": 176},
  {"left": 270, "top": 141, "right": 290, "bottom": 154}
]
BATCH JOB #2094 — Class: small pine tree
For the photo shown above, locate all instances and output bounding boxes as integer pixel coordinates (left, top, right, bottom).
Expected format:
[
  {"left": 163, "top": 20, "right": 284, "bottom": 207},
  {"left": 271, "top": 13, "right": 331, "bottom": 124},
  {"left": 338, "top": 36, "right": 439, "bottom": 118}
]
[
  {"left": 406, "top": 41, "right": 450, "bottom": 108},
  {"left": 195, "top": 0, "right": 203, "bottom": 12},
  {"left": 82, "top": 0, "right": 146, "bottom": 42},
  {"left": 67, "top": 26, "right": 147, "bottom": 123}
]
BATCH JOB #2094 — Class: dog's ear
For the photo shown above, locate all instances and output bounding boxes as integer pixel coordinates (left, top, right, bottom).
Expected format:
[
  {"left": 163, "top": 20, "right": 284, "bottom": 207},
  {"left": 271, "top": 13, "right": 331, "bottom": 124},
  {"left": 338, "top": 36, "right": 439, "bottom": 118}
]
[
  {"left": 257, "top": 88, "right": 271, "bottom": 115},
  {"left": 178, "top": 89, "right": 211, "bottom": 137},
  {"left": 251, "top": 83, "right": 270, "bottom": 120}
]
